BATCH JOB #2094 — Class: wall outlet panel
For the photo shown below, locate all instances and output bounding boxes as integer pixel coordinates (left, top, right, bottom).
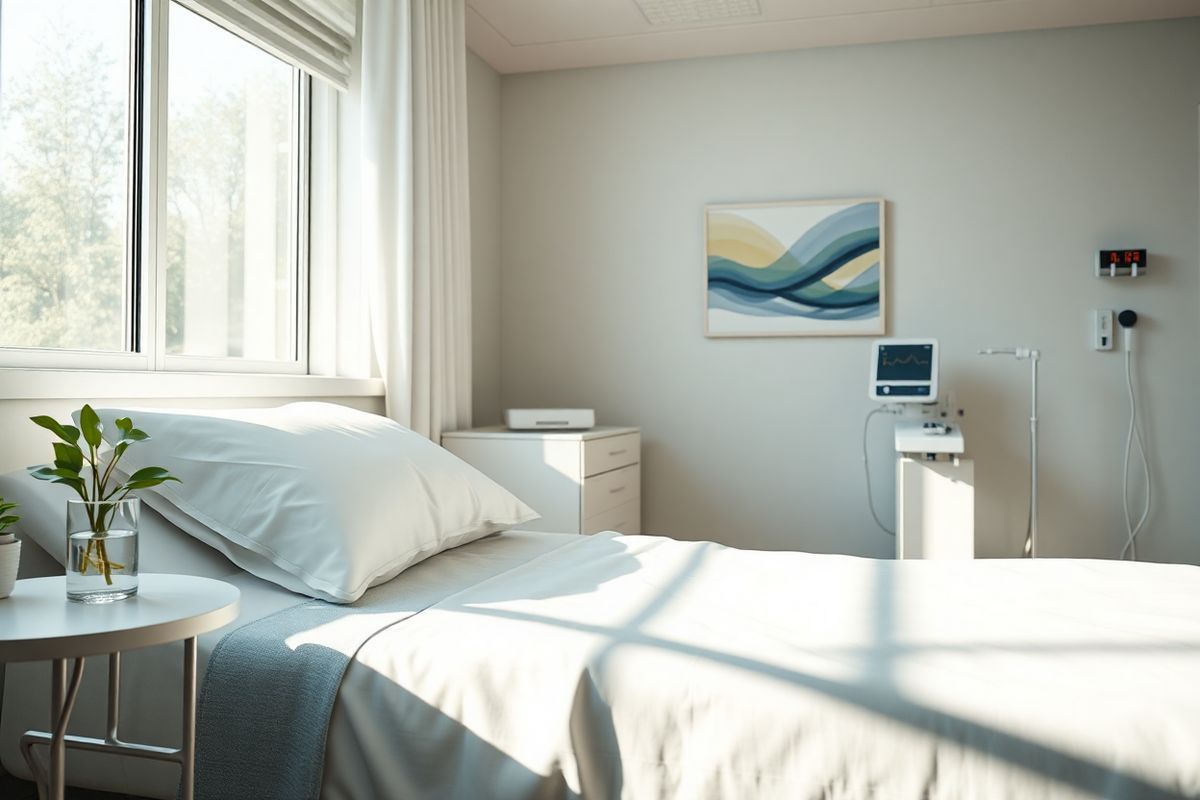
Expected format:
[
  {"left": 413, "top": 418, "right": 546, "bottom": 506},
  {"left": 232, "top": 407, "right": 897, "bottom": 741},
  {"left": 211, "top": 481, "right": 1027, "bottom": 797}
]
[{"left": 1092, "top": 308, "right": 1114, "bottom": 351}]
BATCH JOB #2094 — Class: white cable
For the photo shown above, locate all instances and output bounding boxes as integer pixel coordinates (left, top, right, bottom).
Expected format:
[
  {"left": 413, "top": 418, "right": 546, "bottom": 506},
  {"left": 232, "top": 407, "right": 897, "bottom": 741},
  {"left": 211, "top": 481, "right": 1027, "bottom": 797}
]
[
  {"left": 1121, "top": 348, "right": 1151, "bottom": 560},
  {"left": 863, "top": 406, "right": 898, "bottom": 536}
]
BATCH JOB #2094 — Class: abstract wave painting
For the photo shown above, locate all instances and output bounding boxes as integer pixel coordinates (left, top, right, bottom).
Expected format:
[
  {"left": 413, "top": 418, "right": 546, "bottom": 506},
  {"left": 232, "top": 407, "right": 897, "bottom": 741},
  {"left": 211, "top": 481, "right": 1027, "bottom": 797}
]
[{"left": 705, "top": 198, "right": 885, "bottom": 337}]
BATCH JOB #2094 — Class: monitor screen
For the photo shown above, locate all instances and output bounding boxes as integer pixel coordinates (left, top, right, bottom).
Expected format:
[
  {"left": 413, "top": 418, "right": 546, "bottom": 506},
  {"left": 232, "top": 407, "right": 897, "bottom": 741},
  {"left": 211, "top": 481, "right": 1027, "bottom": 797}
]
[{"left": 876, "top": 343, "right": 934, "bottom": 381}]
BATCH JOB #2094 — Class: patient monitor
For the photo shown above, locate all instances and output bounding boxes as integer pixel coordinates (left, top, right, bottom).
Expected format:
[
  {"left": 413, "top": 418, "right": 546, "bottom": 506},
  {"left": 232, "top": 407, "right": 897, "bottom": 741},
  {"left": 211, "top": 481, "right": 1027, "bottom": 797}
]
[
  {"left": 863, "top": 337, "right": 972, "bottom": 559},
  {"left": 868, "top": 339, "right": 938, "bottom": 403}
]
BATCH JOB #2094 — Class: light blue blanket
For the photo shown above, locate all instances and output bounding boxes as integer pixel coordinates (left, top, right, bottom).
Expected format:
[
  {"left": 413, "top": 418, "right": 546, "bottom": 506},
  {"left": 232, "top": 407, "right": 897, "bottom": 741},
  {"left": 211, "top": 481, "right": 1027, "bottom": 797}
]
[{"left": 190, "top": 596, "right": 388, "bottom": 800}]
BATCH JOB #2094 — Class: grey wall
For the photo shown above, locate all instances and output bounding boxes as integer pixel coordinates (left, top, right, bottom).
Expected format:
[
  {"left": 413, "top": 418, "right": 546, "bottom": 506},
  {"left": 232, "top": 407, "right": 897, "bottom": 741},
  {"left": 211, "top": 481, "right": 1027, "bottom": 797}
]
[
  {"left": 467, "top": 50, "right": 503, "bottom": 426},
  {"left": 492, "top": 20, "right": 1200, "bottom": 563}
]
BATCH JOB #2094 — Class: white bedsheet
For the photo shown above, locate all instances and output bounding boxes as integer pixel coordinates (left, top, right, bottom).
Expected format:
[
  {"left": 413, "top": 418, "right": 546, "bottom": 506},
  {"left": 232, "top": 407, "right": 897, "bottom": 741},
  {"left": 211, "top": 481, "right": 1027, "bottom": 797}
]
[
  {"left": 322, "top": 533, "right": 1200, "bottom": 800},
  {"left": 4, "top": 532, "right": 1200, "bottom": 799}
]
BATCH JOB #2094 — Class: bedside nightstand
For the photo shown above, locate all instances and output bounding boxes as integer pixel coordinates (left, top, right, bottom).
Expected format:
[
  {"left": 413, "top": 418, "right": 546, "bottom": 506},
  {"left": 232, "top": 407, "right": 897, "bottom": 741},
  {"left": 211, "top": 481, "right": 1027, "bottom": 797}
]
[
  {"left": 0, "top": 574, "right": 239, "bottom": 800},
  {"left": 442, "top": 426, "right": 641, "bottom": 535}
]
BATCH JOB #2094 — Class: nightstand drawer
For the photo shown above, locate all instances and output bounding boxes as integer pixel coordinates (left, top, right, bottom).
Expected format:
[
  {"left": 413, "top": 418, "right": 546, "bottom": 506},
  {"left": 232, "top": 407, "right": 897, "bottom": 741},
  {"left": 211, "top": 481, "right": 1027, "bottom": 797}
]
[
  {"left": 583, "top": 463, "right": 639, "bottom": 518},
  {"left": 441, "top": 425, "right": 641, "bottom": 536},
  {"left": 583, "top": 497, "right": 641, "bottom": 535},
  {"left": 583, "top": 433, "right": 640, "bottom": 477}
]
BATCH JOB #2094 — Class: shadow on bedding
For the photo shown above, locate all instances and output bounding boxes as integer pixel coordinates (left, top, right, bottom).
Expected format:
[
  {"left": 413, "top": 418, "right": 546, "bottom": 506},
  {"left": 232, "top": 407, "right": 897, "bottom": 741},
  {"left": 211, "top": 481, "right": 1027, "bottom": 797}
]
[
  {"left": 428, "top": 554, "right": 1194, "bottom": 800},
  {"left": 295, "top": 538, "right": 1196, "bottom": 799},
  {"left": 322, "top": 685, "right": 584, "bottom": 800}
]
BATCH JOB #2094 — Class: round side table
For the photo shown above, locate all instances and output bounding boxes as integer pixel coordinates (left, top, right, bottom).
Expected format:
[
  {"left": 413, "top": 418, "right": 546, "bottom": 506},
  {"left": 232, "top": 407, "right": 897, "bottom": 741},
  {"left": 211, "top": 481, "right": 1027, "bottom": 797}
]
[{"left": 0, "top": 574, "right": 239, "bottom": 800}]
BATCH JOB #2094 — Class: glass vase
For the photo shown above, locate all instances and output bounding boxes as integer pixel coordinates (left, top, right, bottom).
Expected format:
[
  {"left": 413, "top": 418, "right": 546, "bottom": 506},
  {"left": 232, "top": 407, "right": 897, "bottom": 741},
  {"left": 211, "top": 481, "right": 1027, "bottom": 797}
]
[{"left": 66, "top": 498, "right": 140, "bottom": 603}]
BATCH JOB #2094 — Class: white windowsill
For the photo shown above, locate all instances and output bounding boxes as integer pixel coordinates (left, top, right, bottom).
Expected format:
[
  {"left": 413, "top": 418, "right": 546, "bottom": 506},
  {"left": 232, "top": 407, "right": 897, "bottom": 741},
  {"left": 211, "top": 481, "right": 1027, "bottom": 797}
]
[{"left": 0, "top": 368, "right": 386, "bottom": 401}]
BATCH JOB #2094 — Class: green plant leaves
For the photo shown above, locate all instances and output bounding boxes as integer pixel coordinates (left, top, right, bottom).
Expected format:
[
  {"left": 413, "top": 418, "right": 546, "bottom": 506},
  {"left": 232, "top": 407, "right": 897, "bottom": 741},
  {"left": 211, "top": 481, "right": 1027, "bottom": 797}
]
[
  {"left": 53, "top": 441, "right": 84, "bottom": 472},
  {"left": 79, "top": 404, "right": 103, "bottom": 449},
  {"left": 114, "top": 418, "right": 149, "bottom": 442},
  {"left": 29, "top": 406, "right": 179, "bottom": 503},
  {"left": 0, "top": 498, "right": 18, "bottom": 533},
  {"left": 30, "top": 415, "right": 81, "bottom": 445},
  {"left": 107, "top": 422, "right": 149, "bottom": 467},
  {"left": 125, "top": 466, "right": 172, "bottom": 483},
  {"left": 29, "top": 466, "right": 81, "bottom": 481},
  {"left": 29, "top": 408, "right": 91, "bottom": 500},
  {"left": 27, "top": 465, "right": 87, "bottom": 497},
  {"left": 118, "top": 466, "right": 180, "bottom": 494}
]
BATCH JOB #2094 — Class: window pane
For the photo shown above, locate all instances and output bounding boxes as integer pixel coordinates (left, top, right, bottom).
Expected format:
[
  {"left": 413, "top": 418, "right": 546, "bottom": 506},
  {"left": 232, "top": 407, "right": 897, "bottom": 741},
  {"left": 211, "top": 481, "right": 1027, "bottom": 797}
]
[
  {"left": 0, "top": 1, "right": 131, "bottom": 351},
  {"left": 166, "top": 4, "right": 297, "bottom": 361}
]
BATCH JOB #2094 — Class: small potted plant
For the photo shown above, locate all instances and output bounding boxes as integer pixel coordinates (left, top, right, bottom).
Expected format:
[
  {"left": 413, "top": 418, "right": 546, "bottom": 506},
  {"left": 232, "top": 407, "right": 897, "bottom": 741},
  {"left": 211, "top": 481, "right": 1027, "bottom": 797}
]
[
  {"left": 29, "top": 405, "right": 179, "bottom": 603},
  {"left": 0, "top": 499, "right": 21, "bottom": 599}
]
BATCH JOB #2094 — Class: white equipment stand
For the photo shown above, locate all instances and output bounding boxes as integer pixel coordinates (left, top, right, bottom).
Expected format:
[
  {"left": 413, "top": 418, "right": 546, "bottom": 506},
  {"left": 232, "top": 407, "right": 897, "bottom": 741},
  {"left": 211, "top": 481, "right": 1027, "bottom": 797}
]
[
  {"left": 0, "top": 574, "right": 239, "bottom": 800},
  {"left": 894, "top": 420, "right": 975, "bottom": 559},
  {"left": 978, "top": 346, "right": 1040, "bottom": 557}
]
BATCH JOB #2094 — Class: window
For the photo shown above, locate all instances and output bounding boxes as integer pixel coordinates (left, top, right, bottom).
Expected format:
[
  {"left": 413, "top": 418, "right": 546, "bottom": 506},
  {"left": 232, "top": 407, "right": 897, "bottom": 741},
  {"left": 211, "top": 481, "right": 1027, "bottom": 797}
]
[
  {"left": 0, "top": 1, "right": 133, "bottom": 353},
  {"left": 0, "top": 0, "right": 310, "bottom": 373},
  {"left": 166, "top": 4, "right": 302, "bottom": 362}
]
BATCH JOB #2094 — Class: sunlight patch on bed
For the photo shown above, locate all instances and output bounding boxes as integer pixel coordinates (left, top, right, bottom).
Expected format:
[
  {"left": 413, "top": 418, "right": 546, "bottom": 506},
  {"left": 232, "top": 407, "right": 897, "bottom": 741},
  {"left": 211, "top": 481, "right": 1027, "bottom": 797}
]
[{"left": 286, "top": 611, "right": 418, "bottom": 655}]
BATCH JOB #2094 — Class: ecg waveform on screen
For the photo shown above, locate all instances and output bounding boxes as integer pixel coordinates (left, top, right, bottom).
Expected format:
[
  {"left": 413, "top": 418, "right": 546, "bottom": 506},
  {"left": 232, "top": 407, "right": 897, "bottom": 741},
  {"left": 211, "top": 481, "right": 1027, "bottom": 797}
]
[{"left": 880, "top": 352, "right": 931, "bottom": 368}]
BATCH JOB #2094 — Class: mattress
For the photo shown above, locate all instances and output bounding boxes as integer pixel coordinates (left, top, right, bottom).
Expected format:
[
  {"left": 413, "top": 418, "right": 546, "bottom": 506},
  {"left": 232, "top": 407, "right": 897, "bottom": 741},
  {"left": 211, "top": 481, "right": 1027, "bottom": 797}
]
[{"left": 5, "top": 534, "right": 1200, "bottom": 800}]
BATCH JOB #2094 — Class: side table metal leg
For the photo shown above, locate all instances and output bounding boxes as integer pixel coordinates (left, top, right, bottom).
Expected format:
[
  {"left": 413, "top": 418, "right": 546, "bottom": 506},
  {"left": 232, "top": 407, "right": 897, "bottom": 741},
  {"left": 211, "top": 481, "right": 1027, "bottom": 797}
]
[
  {"left": 180, "top": 637, "right": 198, "bottom": 800},
  {"left": 22, "top": 642, "right": 202, "bottom": 800},
  {"left": 46, "top": 657, "right": 85, "bottom": 800},
  {"left": 107, "top": 652, "right": 121, "bottom": 742},
  {"left": 45, "top": 658, "right": 65, "bottom": 800}
]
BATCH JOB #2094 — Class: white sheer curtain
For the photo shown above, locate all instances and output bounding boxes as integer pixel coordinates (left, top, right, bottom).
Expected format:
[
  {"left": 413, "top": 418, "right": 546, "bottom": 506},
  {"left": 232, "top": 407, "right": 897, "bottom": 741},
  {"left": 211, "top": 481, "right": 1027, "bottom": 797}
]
[{"left": 358, "top": 0, "right": 472, "bottom": 439}]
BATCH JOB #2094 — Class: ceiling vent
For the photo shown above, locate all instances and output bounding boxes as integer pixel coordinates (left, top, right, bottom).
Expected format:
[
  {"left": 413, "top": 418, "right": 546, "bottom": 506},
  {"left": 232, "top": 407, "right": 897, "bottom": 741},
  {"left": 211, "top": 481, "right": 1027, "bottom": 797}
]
[{"left": 634, "top": 0, "right": 763, "bottom": 26}]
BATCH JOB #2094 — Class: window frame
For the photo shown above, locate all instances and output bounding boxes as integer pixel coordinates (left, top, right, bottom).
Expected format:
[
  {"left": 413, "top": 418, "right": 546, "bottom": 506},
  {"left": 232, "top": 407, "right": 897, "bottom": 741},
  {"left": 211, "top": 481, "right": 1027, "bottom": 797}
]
[{"left": 0, "top": 0, "right": 312, "bottom": 376}]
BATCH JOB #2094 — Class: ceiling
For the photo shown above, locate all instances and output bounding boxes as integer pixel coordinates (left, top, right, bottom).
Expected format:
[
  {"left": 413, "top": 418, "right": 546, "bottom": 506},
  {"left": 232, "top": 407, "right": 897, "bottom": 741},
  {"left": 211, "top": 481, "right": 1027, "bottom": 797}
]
[{"left": 466, "top": 0, "right": 1200, "bottom": 74}]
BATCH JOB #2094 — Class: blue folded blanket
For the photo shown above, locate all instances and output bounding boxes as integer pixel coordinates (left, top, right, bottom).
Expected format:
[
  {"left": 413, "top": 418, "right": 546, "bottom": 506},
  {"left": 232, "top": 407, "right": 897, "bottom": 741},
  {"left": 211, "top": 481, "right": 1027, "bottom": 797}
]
[{"left": 190, "top": 596, "right": 377, "bottom": 800}]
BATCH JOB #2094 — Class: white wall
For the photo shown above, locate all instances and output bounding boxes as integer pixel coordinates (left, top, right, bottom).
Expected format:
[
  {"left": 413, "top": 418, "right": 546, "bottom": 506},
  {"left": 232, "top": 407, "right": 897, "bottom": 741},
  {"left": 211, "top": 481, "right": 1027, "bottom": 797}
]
[
  {"left": 468, "top": 51, "right": 504, "bottom": 426},
  {"left": 494, "top": 20, "right": 1200, "bottom": 562}
]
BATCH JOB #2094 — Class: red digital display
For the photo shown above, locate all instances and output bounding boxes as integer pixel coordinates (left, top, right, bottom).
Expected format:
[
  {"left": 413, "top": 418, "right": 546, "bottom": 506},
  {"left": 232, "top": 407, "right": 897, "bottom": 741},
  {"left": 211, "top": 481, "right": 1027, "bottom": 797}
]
[
  {"left": 1106, "top": 251, "right": 1143, "bottom": 265},
  {"left": 1099, "top": 249, "right": 1147, "bottom": 270}
]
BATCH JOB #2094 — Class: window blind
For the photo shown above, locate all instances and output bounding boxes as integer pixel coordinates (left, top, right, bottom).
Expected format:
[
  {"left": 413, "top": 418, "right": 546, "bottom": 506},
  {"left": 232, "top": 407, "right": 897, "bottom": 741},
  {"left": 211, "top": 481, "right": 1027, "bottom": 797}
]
[{"left": 176, "top": 0, "right": 357, "bottom": 90}]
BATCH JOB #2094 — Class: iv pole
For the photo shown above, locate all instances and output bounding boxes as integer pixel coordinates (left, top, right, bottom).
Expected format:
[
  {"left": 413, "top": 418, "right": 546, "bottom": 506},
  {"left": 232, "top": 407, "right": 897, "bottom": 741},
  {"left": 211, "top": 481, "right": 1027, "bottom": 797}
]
[{"left": 978, "top": 347, "right": 1041, "bottom": 557}]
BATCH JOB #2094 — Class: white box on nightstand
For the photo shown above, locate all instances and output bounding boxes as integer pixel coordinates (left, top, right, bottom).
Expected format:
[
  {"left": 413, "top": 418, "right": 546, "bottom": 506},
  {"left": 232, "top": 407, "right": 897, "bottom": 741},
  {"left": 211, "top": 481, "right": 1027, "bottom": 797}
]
[{"left": 441, "top": 426, "right": 641, "bottom": 535}]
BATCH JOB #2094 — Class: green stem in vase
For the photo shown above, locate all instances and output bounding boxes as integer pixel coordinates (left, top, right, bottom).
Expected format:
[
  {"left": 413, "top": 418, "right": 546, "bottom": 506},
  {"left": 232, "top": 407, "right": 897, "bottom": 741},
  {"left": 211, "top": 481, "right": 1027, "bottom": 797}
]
[{"left": 97, "top": 537, "right": 113, "bottom": 585}]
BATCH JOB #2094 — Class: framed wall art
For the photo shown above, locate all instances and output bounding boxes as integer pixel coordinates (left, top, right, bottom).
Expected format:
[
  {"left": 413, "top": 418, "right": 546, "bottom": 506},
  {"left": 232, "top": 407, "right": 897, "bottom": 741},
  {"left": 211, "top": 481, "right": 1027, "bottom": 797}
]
[{"left": 705, "top": 198, "right": 885, "bottom": 337}]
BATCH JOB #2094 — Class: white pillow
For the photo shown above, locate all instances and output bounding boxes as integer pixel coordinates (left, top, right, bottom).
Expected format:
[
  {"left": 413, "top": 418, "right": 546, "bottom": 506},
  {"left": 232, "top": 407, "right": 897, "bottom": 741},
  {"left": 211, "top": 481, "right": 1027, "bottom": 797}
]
[{"left": 91, "top": 403, "right": 539, "bottom": 603}]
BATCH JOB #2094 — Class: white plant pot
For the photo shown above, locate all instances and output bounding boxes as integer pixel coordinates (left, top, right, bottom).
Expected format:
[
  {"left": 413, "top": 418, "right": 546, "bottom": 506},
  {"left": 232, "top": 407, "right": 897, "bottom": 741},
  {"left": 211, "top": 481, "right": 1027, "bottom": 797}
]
[{"left": 0, "top": 536, "right": 19, "bottom": 599}]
